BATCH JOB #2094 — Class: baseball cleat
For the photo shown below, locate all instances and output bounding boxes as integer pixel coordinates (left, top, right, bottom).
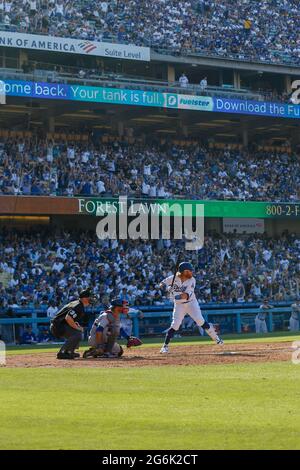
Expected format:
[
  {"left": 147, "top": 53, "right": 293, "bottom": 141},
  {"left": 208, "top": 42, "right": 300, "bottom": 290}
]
[
  {"left": 72, "top": 352, "right": 80, "bottom": 358},
  {"left": 160, "top": 346, "right": 169, "bottom": 354},
  {"left": 57, "top": 352, "right": 74, "bottom": 360},
  {"left": 216, "top": 337, "right": 224, "bottom": 345}
]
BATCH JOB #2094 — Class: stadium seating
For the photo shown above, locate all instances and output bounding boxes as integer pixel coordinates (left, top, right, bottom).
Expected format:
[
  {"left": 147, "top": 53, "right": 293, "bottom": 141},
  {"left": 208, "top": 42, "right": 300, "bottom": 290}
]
[
  {"left": 0, "top": 137, "right": 299, "bottom": 201},
  {"left": 0, "top": 1, "right": 299, "bottom": 65},
  {"left": 0, "top": 230, "right": 299, "bottom": 310}
]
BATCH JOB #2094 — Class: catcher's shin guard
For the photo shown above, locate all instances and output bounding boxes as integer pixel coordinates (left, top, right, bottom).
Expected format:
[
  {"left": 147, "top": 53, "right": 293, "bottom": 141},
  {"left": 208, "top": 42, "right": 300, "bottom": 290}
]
[{"left": 106, "top": 330, "right": 118, "bottom": 353}]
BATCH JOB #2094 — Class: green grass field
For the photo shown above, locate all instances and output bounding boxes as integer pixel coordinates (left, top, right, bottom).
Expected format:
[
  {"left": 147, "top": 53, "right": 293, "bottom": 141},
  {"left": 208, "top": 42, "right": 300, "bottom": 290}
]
[{"left": 1, "top": 333, "right": 300, "bottom": 450}]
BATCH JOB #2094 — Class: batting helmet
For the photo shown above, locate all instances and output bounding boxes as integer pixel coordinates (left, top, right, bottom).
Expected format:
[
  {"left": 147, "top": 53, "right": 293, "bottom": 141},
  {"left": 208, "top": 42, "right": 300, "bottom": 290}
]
[
  {"left": 178, "top": 262, "right": 193, "bottom": 273},
  {"left": 110, "top": 299, "right": 124, "bottom": 308}
]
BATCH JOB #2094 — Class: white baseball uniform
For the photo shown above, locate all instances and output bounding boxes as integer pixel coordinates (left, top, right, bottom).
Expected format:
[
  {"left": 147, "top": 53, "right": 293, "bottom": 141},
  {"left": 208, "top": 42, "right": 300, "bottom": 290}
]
[
  {"left": 290, "top": 303, "right": 300, "bottom": 331},
  {"left": 255, "top": 305, "right": 271, "bottom": 333},
  {"left": 161, "top": 275, "right": 205, "bottom": 330}
]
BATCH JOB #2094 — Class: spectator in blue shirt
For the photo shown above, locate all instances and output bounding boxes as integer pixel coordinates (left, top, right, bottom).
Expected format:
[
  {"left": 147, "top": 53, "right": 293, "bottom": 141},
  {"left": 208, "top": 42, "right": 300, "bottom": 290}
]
[{"left": 20, "top": 327, "right": 37, "bottom": 345}]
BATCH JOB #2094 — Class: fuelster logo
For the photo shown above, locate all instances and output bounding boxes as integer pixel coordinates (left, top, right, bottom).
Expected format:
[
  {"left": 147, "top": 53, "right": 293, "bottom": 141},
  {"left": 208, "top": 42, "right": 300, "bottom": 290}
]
[
  {"left": 78, "top": 41, "right": 97, "bottom": 53},
  {"left": 166, "top": 94, "right": 178, "bottom": 108},
  {"left": 178, "top": 95, "right": 213, "bottom": 111}
]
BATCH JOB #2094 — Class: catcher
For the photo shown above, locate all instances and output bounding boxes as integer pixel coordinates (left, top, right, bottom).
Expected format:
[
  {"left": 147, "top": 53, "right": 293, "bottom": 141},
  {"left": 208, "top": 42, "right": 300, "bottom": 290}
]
[{"left": 83, "top": 298, "right": 142, "bottom": 359}]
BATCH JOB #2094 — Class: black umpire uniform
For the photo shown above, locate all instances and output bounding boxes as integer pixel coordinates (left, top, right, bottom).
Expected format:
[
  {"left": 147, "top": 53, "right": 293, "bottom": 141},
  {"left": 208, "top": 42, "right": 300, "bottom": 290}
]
[{"left": 50, "top": 288, "right": 93, "bottom": 360}]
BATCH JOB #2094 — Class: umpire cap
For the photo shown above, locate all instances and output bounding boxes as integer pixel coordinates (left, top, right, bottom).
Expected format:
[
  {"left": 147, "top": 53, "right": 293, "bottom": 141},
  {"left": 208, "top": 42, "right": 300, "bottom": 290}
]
[
  {"left": 79, "top": 288, "right": 93, "bottom": 299},
  {"left": 178, "top": 262, "right": 193, "bottom": 273}
]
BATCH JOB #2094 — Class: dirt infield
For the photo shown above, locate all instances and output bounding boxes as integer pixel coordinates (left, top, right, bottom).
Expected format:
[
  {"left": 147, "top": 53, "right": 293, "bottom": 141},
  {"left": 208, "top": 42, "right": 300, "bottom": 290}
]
[{"left": 6, "top": 341, "right": 294, "bottom": 368}]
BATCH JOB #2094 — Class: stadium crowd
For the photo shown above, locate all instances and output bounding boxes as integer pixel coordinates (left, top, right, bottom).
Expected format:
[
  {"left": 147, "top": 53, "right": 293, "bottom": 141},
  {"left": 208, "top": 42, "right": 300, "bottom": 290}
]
[
  {"left": 0, "top": 1, "right": 299, "bottom": 65},
  {"left": 0, "top": 229, "right": 299, "bottom": 312},
  {"left": 0, "top": 137, "right": 299, "bottom": 202}
]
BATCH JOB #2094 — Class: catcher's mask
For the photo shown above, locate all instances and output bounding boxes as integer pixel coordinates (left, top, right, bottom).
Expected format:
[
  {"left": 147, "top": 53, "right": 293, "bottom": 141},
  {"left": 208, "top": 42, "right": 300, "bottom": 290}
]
[{"left": 88, "top": 294, "right": 98, "bottom": 306}]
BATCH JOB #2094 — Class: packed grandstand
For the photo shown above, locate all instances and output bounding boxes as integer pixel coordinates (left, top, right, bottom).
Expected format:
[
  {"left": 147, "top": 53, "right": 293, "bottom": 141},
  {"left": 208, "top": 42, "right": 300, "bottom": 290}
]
[
  {"left": 0, "top": 230, "right": 299, "bottom": 310},
  {"left": 0, "top": 0, "right": 300, "bottom": 338},
  {"left": 1, "top": 0, "right": 299, "bottom": 65},
  {"left": 0, "top": 138, "right": 299, "bottom": 201}
]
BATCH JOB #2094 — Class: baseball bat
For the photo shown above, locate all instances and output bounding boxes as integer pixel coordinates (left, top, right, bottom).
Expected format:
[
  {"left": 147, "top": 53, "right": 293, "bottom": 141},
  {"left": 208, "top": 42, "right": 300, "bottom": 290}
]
[{"left": 171, "top": 251, "right": 181, "bottom": 288}]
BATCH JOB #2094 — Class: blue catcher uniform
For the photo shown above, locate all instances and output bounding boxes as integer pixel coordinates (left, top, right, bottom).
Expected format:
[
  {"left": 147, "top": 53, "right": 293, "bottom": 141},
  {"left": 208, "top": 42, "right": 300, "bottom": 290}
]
[
  {"left": 87, "top": 309, "right": 123, "bottom": 356},
  {"left": 83, "top": 298, "right": 129, "bottom": 358}
]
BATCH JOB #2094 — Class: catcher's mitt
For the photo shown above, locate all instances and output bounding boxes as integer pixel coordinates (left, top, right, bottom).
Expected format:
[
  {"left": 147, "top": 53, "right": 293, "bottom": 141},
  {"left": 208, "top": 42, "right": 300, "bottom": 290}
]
[{"left": 126, "top": 336, "right": 143, "bottom": 348}]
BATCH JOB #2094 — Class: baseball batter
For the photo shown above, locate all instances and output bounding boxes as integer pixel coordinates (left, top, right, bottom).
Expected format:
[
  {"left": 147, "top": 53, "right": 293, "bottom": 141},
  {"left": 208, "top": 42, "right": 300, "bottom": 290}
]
[
  {"left": 289, "top": 298, "right": 300, "bottom": 331},
  {"left": 159, "top": 262, "right": 223, "bottom": 353}
]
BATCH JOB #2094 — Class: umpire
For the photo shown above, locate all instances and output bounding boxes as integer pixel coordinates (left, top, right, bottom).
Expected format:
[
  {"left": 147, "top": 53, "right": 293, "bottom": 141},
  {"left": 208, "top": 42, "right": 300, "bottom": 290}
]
[{"left": 50, "top": 288, "right": 94, "bottom": 360}]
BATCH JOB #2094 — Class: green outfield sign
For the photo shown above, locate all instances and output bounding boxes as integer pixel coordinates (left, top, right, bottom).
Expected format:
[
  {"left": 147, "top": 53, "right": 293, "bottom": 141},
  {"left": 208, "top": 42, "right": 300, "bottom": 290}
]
[{"left": 77, "top": 197, "right": 300, "bottom": 218}]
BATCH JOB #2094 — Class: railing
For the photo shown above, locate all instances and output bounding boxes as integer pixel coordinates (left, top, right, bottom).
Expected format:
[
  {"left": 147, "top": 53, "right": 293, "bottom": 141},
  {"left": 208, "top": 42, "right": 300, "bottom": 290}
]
[
  {"left": 0, "top": 67, "right": 266, "bottom": 101},
  {"left": 152, "top": 46, "right": 300, "bottom": 69},
  {"left": 0, "top": 303, "right": 295, "bottom": 343}
]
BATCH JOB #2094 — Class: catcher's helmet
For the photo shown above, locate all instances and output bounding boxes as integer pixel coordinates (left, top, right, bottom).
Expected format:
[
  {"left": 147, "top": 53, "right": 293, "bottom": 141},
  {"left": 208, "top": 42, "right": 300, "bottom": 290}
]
[
  {"left": 110, "top": 298, "right": 129, "bottom": 309},
  {"left": 178, "top": 262, "right": 193, "bottom": 273}
]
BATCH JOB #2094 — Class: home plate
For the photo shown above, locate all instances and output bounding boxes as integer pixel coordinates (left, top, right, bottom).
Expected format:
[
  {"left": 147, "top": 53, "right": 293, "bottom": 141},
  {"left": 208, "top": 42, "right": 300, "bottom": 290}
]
[
  {"left": 219, "top": 351, "right": 239, "bottom": 356},
  {"left": 217, "top": 351, "right": 266, "bottom": 357}
]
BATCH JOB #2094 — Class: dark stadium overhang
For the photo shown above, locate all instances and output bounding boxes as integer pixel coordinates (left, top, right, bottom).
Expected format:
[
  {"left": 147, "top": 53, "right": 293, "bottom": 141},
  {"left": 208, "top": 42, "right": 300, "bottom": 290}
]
[
  {"left": 151, "top": 51, "right": 300, "bottom": 77},
  {"left": 1, "top": 95, "right": 299, "bottom": 145}
]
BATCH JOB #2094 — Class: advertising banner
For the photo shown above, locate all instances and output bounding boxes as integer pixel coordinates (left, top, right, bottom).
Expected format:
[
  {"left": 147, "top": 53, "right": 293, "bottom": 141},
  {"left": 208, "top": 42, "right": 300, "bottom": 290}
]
[
  {"left": 223, "top": 218, "right": 265, "bottom": 233},
  {"left": 0, "top": 196, "right": 299, "bottom": 218},
  {"left": 1, "top": 79, "right": 300, "bottom": 119},
  {"left": 0, "top": 31, "right": 150, "bottom": 61}
]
